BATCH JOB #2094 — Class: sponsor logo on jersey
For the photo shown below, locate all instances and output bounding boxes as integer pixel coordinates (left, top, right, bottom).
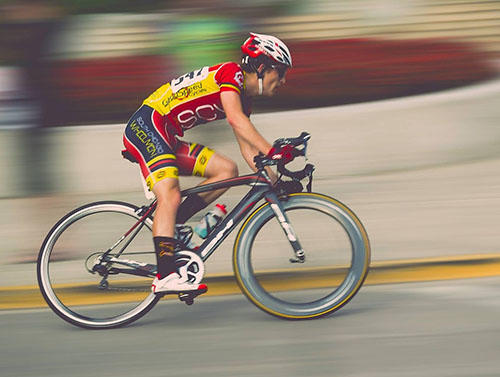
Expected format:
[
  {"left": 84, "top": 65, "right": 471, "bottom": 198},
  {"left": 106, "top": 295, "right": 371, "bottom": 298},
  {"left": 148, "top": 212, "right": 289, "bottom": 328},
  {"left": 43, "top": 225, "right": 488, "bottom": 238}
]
[
  {"left": 161, "top": 82, "right": 207, "bottom": 108},
  {"left": 234, "top": 71, "right": 244, "bottom": 88},
  {"left": 177, "top": 103, "right": 225, "bottom": 130}
]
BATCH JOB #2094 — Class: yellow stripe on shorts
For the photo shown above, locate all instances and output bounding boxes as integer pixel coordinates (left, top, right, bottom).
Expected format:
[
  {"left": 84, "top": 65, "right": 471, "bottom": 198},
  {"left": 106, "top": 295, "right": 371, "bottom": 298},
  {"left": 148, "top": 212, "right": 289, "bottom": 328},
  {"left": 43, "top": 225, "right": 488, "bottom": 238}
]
[
  {"left": 146, "top": 166, "right": 179, "bottom": 191},
  {"left": 193, "top": 147, "right": 214, "bottom": 177},
  {"left": 146, "top": 154, "right": 176, "bottom": 167},
  {"left": 189, "top": 143, "right": 197, "bottom": 155}
]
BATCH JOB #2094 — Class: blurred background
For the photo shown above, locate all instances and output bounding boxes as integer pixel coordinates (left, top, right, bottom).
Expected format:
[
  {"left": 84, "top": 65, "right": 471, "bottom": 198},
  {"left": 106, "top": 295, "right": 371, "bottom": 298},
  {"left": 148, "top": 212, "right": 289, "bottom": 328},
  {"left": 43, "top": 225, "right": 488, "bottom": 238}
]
[
  {"left": 2, "top": 2, "right": 500, "bottom": 374},
  {"left": 0, "top": 0, "right": 499, "bottom": 269},
  {"left": 0, "top": 0, "right": 498, "bottom": 127}
]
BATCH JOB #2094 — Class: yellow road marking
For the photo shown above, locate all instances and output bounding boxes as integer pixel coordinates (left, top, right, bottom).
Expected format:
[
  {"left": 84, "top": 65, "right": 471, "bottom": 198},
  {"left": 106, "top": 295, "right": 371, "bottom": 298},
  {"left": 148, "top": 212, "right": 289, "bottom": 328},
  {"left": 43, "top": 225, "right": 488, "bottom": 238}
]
[{"left": 2, "top": 254, "right": 500, "bottom": 310}]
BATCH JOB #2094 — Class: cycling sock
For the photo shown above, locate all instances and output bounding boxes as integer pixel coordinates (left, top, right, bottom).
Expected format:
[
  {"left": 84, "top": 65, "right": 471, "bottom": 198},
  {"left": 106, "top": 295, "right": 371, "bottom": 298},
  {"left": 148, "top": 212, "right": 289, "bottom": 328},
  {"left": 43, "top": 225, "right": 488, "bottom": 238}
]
[
  {"left": 153, "top": 236, "right": 177, "bottom": 278},
  {"left": 176, "top": 193, "right": 208, "bottom": 224}
]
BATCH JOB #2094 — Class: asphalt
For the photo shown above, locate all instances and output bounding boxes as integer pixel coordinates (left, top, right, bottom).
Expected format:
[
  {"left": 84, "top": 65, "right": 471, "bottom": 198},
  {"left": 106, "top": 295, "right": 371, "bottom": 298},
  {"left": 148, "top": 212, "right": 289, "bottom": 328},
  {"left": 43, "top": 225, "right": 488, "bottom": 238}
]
[{"left": 3, "top": 277, "right": 500, "bottom": 377}]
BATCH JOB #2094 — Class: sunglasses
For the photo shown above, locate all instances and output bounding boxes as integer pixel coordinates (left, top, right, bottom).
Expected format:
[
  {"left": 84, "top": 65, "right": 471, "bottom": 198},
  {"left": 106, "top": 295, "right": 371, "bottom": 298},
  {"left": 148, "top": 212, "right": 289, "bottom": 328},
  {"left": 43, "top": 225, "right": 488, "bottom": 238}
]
[{"left": 270, "top": 64, "right": 288, "bottom": 79}]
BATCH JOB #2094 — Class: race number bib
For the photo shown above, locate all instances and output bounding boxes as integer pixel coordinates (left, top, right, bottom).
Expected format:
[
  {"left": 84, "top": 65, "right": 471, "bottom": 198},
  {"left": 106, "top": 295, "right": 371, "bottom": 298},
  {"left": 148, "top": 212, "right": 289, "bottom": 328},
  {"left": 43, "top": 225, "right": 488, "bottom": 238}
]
[{"left": 170, "top": 66, "right": 209, "bottom": 93}]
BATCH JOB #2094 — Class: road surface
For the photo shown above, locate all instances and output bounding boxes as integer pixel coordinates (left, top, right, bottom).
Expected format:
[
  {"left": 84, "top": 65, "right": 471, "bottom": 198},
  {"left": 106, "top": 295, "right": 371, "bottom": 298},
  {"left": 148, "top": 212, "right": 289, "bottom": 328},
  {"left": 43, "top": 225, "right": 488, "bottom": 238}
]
[{"left": 2, "top": 277, "right": 499, "bottom": 377}]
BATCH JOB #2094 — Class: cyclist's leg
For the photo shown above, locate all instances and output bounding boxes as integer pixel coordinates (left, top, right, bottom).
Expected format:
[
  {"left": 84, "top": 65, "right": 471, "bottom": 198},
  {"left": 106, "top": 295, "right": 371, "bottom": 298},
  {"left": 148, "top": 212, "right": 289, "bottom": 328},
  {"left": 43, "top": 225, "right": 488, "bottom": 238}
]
[
  {"left": 151, "top": 177, "right": 181, "bottom": 278},
  {"left": 123, "top": 105, "right": 181, "bottom": 277},
  {"left": 151, "top": 177, "right": 181, "bottom": 237},
  {"left": 175, "top": 141, "right": 238, "bottom": 223},
  {"left": 150, "top": 177, "right": 206, "bottom": 294},
  {"left": 151, "top": 179, "right": 207, "bottom": 292},
  {"left": 198, "top": 151, "right": 239, "bottom": 203},
  {"left": 123, "top": 107, "right": 206, "bottom": 292}
]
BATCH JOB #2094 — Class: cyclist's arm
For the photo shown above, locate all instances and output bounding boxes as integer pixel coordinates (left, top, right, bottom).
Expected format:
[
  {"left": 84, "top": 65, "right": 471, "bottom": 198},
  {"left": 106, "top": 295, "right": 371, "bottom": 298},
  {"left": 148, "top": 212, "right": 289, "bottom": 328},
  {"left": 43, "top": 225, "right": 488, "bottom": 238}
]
[{"left": 220, "top": 91, "right": 277, "bottom": 182}]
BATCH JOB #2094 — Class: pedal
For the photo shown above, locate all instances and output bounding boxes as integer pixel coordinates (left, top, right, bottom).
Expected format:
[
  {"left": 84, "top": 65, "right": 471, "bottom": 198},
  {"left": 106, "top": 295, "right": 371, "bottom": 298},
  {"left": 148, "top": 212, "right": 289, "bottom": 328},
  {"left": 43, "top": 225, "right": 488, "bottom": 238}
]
[
  {"left": 178, "top": 286, "right": 207, "bottom": 306},
  {"left": 178, "top": 293, "right": 195, "bottom": 305}
]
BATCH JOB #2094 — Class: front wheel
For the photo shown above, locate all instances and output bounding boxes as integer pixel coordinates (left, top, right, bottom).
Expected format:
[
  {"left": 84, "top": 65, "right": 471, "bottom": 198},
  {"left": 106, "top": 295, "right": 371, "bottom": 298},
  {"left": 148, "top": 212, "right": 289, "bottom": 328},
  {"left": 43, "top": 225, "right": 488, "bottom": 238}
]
[{"left": 233, "top": 193, "right": 370, "bottom": 319}]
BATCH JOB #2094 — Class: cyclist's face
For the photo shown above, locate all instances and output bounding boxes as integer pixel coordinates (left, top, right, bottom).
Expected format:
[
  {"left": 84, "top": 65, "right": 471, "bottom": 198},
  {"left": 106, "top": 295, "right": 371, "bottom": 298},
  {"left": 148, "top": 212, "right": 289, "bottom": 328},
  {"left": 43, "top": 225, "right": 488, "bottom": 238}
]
[{"left": 262, "top": 66, "right": 287, "bottom": 96}]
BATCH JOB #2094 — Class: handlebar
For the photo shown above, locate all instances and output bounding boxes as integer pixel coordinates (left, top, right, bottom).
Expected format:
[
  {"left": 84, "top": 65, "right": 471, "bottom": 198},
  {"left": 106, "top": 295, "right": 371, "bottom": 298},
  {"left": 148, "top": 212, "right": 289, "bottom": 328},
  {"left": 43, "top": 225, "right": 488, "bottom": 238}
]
[
  {"left": 273, "top": 131, "right": 311, "bottom": 150},
  {"left": 253, "top": 132, "right": 315, "bottom": 182}
]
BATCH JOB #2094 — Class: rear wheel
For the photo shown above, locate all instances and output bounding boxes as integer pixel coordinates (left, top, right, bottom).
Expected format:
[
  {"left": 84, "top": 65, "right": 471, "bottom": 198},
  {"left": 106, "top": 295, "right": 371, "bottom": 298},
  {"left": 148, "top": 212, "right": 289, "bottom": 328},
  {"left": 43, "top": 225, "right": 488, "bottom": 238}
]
[
  {"left": 233, "top": 193, "right": 370, "bottom": 319},
  {"left": 37, "top": 201, "right": 160, "bottom": 329}
]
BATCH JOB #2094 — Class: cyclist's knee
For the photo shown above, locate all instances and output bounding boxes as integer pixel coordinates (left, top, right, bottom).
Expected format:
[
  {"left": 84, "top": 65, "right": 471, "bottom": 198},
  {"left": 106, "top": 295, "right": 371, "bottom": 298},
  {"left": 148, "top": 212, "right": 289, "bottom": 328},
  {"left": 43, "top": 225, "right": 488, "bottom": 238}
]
[
  {"left": 224, "top": 160, "right": 239, "bottom": 179},
  {"left": 200, "top": 150, "right": 238, "bottom": 180},
  {"left": 205, "top": 155, "right": 238, "bottom": 180},
  {"left": 215, "top": 158, "right": 238, "bottom": 179}
]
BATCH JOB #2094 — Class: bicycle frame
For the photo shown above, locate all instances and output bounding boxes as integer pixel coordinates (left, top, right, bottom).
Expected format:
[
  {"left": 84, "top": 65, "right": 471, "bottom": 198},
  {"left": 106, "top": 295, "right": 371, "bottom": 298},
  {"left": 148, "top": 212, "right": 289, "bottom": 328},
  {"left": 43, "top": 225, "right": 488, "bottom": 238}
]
[
  {"left": 113, "top": 170, "right": 304, "bottom": 266},
  {"left": 185, "top": 173, "right": 271, "bottom": 260}
]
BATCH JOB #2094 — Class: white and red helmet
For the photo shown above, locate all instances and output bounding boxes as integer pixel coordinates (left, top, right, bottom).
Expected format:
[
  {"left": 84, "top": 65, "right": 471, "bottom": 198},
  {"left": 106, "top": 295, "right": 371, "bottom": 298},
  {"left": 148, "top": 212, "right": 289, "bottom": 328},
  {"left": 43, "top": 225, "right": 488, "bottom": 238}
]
[{"left": 241, "top": 32, "right": 292, "bottom": 68}]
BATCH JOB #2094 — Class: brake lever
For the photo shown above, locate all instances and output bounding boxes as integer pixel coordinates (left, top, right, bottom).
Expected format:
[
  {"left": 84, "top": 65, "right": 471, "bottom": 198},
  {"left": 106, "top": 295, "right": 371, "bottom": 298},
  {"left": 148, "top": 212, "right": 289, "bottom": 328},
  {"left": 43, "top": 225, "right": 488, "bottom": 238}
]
[
  {"left": 302, "top": 139, "right": 308, "bottom": 160},
  {"left": 299, "top": 131, "right": 311, "bottom": 142},
  {"left": 273, "top": 138, "right": 286, "bottom": 149}
]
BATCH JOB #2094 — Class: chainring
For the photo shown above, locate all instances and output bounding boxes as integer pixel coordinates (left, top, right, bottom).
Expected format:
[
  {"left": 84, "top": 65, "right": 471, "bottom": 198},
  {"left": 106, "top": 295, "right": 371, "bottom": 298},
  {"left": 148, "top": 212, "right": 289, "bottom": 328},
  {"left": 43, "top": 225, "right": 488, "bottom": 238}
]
[{"left": 175, "top": 250, "right": 205, "bottom": 284}]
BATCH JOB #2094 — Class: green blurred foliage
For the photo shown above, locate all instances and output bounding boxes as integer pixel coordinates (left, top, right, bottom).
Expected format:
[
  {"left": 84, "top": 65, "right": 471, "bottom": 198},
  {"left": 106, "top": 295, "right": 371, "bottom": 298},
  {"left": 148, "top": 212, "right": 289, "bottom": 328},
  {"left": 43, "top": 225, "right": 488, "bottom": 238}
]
[{"left": 163, "top": 16, "right": 240, "bottom": 71}]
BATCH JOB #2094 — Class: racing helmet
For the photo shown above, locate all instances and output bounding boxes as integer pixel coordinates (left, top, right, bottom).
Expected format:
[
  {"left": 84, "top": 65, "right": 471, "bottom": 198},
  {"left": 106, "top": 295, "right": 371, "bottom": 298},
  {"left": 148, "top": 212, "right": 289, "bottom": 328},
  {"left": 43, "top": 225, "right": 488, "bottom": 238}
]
[{"left": 241, "top": 32, "right": 292, "bottom": 73}]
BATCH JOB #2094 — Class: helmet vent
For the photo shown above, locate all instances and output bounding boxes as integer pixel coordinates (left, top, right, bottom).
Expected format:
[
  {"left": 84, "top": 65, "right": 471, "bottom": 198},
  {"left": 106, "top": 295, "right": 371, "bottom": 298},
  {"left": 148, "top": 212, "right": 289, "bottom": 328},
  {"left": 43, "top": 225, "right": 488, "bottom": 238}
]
[{"left": 278, "top": 45, "right": 288, "bottom": 55}]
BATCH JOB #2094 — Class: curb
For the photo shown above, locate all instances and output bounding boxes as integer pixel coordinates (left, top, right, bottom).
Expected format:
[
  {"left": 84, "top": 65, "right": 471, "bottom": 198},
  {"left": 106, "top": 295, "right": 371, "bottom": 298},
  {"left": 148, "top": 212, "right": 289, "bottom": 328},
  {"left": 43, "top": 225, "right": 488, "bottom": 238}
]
[{"left": 2, "top": 254, "right": 500, "bottom": 310}]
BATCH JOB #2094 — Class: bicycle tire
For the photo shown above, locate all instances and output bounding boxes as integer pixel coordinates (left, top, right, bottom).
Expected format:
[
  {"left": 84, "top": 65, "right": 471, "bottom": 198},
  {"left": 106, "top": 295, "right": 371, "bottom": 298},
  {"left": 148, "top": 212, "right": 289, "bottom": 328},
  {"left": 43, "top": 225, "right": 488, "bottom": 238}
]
[
  {"left": 233, "top": 192, "right": 370, "bottom": 319},
  {"left": 37, "top": 201, "right": 160, "bottom": 329}
]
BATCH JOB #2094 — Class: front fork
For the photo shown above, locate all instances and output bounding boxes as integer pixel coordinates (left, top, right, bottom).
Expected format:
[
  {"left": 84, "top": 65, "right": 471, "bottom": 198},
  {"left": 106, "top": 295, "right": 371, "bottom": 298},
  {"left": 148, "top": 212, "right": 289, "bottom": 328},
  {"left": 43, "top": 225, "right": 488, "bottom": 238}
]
[{"left": 266, "top": 192, "right": 306, "bottom": 263}]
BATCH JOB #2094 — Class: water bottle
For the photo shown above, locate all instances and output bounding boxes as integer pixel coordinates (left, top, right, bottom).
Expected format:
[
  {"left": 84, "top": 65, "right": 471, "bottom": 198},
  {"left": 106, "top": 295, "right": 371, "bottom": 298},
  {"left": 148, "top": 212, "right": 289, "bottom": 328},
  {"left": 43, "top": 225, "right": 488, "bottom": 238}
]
[{"left": 194, "top": 204, "right": 227, "bottom": 239}]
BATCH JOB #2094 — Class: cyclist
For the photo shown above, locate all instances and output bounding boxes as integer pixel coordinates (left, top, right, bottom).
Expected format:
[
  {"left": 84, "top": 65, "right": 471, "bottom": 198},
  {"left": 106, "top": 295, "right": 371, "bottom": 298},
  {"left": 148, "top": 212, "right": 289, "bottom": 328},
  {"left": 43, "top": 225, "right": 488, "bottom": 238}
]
[{"left": 122, "top": 32, "right": 293, "bottom": 296}]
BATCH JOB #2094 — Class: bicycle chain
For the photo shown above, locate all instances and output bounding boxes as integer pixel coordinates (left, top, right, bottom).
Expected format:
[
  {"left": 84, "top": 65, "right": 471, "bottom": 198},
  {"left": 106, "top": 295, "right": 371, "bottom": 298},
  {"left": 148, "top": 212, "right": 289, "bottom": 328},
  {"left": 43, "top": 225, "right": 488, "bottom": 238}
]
[
  {"left": 87, "top": 251, "right": 155, "bottom": 293},
  {"left": 104, "top": 285, "right": 151, "bottom": 293}
]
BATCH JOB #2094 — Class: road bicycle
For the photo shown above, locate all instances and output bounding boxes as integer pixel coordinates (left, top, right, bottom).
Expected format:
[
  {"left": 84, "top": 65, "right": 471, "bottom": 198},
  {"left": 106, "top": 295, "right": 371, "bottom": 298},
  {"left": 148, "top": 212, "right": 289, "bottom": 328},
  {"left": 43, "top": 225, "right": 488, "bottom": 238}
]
[{"left": 37, "top": 132, "right": 370, "bottom": 329}]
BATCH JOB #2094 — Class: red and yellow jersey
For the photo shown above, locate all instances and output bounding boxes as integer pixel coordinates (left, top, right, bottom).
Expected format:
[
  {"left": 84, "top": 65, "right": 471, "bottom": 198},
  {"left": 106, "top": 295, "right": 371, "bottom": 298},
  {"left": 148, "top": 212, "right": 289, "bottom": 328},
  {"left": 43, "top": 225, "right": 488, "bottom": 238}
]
[{"left": 143, "top": 62, "right": 252, "bottom": 136}]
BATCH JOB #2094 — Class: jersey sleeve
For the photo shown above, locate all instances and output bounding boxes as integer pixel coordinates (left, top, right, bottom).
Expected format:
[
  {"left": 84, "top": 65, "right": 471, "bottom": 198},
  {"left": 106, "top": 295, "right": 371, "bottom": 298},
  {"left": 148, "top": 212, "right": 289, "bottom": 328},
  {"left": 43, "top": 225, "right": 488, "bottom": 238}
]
[{"left": 215, "top": 62, "right": 245, "bottom": 94}]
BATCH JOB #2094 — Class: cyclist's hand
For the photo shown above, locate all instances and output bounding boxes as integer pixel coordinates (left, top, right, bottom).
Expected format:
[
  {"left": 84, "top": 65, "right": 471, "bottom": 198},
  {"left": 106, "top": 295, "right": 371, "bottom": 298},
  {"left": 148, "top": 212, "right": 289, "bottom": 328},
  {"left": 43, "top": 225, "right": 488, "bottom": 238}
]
[{"left": 267, "top": 144, "right": 297, "bottom": 164}]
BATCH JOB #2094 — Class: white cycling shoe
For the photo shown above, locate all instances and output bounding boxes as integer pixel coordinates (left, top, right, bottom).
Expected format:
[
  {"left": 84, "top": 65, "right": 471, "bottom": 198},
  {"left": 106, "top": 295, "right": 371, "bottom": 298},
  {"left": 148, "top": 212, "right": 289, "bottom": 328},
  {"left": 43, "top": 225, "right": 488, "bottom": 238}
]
[{"left": 151, "top": 272, "right": 207, "bottom": 295}]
